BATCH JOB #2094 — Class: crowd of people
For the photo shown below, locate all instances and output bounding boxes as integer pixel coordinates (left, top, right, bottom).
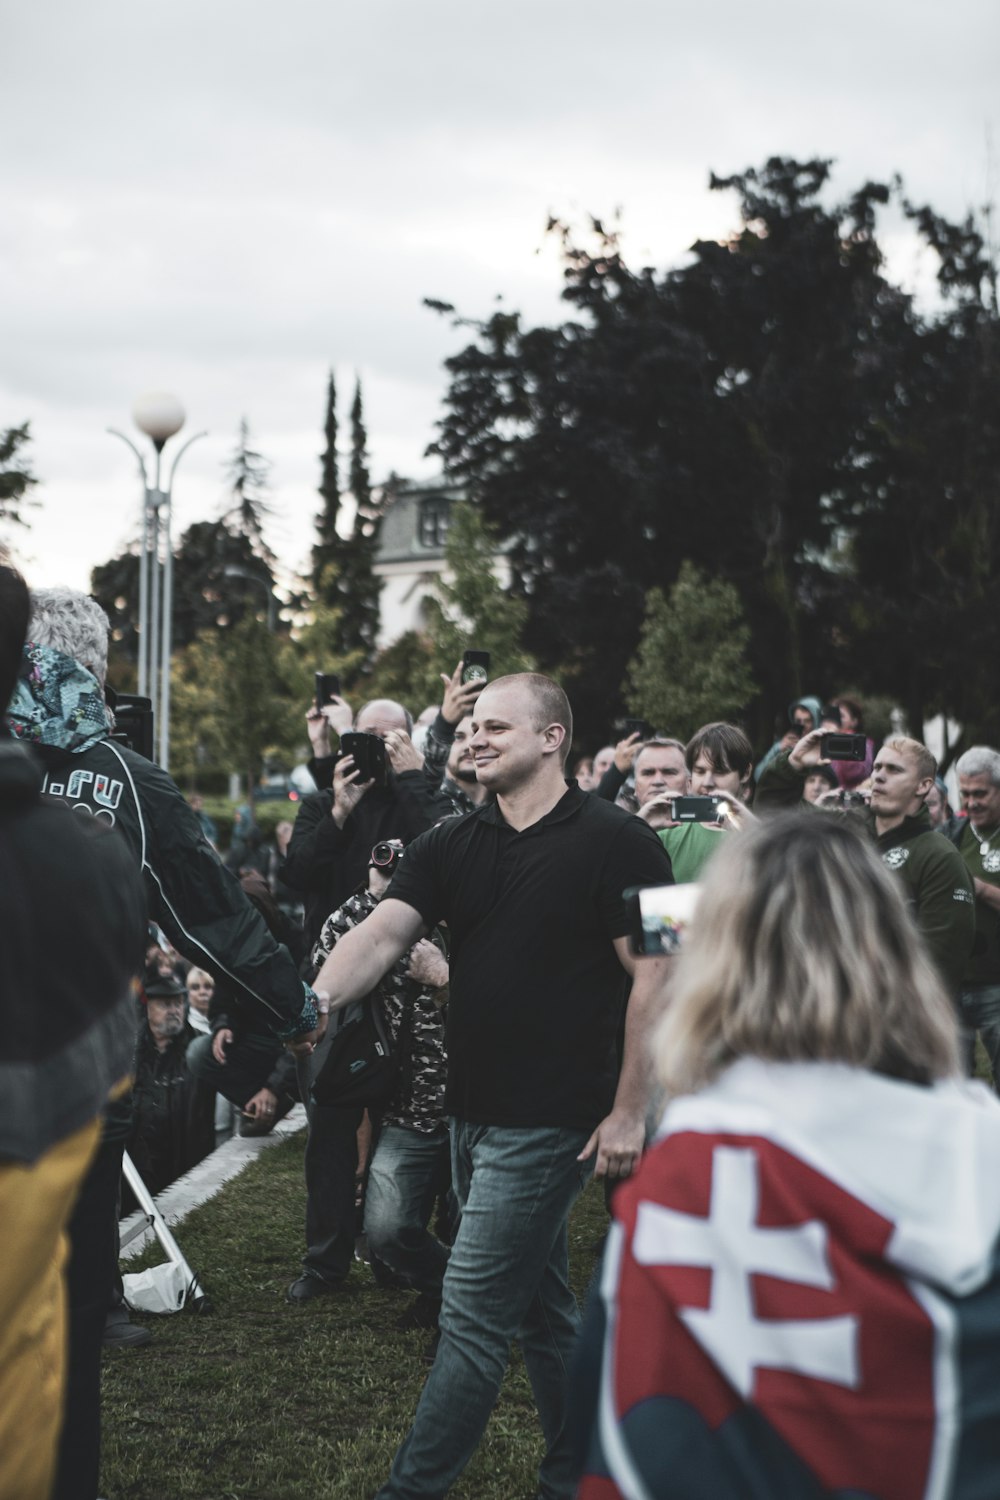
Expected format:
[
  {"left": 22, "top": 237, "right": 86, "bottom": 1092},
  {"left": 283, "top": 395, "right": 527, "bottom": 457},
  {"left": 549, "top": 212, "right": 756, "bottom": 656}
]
[{"left": 4, "top": 568, "right": 1000, "bottom": 1499}]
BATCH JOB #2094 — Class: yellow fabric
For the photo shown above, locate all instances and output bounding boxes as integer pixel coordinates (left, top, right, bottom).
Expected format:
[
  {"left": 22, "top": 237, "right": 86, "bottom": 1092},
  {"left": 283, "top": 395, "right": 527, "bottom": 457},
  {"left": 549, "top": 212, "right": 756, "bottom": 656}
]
[{"left": 0, "top": 1119, "right": 101, "bottom": 1500}]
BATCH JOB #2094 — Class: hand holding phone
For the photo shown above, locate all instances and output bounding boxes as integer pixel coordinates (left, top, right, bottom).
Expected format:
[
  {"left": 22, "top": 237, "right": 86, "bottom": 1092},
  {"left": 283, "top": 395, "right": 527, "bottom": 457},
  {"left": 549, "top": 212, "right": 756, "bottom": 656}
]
[{"left": 339, "top": 732, "right": 388, "bottom": 788}]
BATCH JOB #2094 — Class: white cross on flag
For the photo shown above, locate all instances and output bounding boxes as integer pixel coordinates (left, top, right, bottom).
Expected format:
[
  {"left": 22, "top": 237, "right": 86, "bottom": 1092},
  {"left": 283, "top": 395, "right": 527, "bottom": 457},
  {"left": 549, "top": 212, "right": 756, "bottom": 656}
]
[{"left": 575, "top": 1058, "right": 1000, "bottom": 1500}]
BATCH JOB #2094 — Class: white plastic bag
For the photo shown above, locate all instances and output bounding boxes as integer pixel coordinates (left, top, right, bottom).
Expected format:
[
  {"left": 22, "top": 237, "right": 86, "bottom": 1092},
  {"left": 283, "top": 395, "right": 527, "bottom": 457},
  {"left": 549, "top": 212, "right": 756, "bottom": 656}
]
[{"left": 123, "top": 1260, "right": 192, "bottom": 1315}]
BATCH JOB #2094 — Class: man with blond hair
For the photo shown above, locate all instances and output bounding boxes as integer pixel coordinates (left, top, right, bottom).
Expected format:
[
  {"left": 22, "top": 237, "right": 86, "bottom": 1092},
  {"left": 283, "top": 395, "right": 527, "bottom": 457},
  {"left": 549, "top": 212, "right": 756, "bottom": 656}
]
[
  {"left": 312, "top": 671, "right": 673, "bottom": 1500},
  {"left": 759, "top": 730, "right": 975, "bottom": 999}
]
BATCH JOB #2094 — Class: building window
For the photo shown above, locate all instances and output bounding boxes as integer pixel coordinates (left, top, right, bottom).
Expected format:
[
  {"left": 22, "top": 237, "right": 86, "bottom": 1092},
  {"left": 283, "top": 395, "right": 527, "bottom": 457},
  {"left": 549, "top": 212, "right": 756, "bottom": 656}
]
[{"left": 418, "top": 497, "right": 450, "bottom": 549}]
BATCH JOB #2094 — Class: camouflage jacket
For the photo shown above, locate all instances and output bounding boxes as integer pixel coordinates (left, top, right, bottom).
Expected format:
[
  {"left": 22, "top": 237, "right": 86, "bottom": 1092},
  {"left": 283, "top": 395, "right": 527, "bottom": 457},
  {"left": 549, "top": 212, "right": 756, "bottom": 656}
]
[{"left": 311, "top": 888, "right": 448, "bottom": 1133}]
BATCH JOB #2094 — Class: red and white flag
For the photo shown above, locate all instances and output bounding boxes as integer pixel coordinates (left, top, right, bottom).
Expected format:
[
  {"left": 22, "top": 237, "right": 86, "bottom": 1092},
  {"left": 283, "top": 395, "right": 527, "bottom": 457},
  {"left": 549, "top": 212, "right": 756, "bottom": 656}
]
[{"left": 575, "top": 1059, "right": 1000, "bottom": 1500}]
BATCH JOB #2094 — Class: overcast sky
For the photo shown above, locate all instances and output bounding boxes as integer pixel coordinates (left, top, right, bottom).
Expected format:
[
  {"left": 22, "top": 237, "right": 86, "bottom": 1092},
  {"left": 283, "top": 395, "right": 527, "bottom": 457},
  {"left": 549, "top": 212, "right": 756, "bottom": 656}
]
[{"left": 2, "top": 0, "right": 996, "bottom": 593}]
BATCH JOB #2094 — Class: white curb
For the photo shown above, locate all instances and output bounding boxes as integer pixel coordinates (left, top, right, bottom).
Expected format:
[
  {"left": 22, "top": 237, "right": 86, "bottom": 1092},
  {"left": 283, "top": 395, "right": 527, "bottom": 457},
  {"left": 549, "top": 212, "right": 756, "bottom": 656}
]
[{"left": 119, "top": 1104, "right": 307, "bottom": 1258}]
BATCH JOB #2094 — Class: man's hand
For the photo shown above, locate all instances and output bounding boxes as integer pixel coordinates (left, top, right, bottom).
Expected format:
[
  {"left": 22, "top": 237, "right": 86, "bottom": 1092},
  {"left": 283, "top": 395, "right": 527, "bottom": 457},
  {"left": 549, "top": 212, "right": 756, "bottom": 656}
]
[
  {"left": 406, "top": 938, "right": 449, "bottom": 988},
  {"left": 614, "top": 732, "right": 643, "bottom": 774},
  {"left": 331, "top": 756, "right": 373, "bottom": 828},
  {"left": 439, "top": 660, "right": 483, "bottom": 727},
  {"left": 637, "top": 793, "right": 679, "bottom": 830},
  {"left": 713, "top": 789, "right": 756, "bottom": 830},
  {"left": 243, "top": 1086, "right": 279, "bottom": 1120},
  {"left": 306, "top": 699, "right": 353, "bottom": 757},
  {"left": 384, "top": 728, "right": 424, "bottom": 776},
  {"left": 578, "top": 1107, "right": 645, "bottom": 1179},
  {"left": 285, "top": 1025, "right": 322, "bottom": 1058},
  {"left": 788, "top": 727, "right": 829, "bottom": 773},
  {"left": 212, "top": 1027, "right": 234, "bottom": 1065}
]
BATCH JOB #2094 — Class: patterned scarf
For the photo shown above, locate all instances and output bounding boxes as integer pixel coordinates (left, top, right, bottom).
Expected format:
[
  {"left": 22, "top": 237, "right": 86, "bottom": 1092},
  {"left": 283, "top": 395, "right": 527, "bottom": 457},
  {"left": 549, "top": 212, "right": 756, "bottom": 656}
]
[{"left": 7, "top": 641, "right": 111, "bottom": 753}]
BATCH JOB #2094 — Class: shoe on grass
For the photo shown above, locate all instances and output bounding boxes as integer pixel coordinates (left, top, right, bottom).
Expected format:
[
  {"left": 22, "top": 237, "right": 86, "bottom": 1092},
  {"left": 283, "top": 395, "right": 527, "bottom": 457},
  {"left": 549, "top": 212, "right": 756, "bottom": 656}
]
[
  {"left": 102, "top": 1316, "right": 152, "bottom": 1349},
  {"left": 286, "top": 1273, "right": 342, "bottom": 1304}
]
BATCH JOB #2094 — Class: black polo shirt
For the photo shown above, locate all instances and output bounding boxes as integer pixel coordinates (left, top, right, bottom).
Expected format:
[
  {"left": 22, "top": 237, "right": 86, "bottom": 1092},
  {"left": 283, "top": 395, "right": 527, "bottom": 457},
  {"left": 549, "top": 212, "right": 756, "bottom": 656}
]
[{"left": 386, "top": 783, "right": 673, "bottom": 1130}]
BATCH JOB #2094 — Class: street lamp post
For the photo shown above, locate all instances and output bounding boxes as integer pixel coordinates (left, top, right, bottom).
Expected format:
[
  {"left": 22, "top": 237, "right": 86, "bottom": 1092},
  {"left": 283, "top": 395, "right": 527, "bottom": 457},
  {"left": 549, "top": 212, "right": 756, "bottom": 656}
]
[
  {"left": 223, "top": 563, "right": 278, "bottom": 631},
  {"left": 108, "top": 393, "right": 207, "bottom": 770}
]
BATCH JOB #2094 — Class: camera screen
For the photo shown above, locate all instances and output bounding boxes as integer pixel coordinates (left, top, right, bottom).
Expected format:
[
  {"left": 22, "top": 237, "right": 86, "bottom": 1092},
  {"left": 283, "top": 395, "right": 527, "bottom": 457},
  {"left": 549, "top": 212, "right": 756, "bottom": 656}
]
[{"left": 626, "top": 882, "right": 700, "bottom": 956}]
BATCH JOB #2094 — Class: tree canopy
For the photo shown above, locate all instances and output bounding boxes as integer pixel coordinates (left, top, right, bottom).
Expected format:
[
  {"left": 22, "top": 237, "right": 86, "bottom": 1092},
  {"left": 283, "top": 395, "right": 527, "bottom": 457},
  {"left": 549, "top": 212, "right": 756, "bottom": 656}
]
[
  {"left": 427, "top": 157, "right": 1000, "bottom": 758},
  {"left": 625, "top": 563, "right": 758, "bottom": 740},
  {"left": 0, "top": 423, "right": 38, "bottom": 527}
]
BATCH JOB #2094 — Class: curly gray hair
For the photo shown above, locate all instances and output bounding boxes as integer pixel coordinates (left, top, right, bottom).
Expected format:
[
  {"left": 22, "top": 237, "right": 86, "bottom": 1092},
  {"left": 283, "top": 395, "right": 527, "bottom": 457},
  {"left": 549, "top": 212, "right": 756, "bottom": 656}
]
[{"left": 28, "top": 587, "right": 110, "bottom": 684}]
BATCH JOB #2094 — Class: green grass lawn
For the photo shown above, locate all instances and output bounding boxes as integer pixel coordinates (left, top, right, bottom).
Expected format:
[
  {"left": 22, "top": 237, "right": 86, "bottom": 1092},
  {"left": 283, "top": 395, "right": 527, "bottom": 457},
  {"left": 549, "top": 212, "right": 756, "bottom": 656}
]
[{"left": 101, "top": 1133, "right": 608, "bottom": 1500}]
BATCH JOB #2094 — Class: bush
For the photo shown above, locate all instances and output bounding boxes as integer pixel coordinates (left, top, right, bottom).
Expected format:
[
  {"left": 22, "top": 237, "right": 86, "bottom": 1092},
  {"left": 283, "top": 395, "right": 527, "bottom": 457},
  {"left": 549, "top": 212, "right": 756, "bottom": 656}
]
[{"left": 198, "top": 795, "right": 303, "bottom": 853}]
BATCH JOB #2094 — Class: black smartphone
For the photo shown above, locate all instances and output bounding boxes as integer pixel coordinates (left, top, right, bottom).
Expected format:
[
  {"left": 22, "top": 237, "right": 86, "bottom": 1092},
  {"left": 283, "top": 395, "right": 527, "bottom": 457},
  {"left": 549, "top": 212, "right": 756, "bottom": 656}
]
[
  {"left": 668, "top": 795, "right": 721, "bottom": 823},
  {"left": 625, "top": 883, "right": 700, "bottom": 956},
  {"left": 315, "top": 672, "right": 342, "bottom": 711},
  {"left": 821, "top": 733, "right": 867, "bottom": 762},
  {"left": 623, "top": 717, "right": 652, "bottom": 741},
  {"left": 339, "top": 732, "right": 387, "bottom": 787},
  {"left": 461, "top": 650, "right": 490, "bottom": 686}
]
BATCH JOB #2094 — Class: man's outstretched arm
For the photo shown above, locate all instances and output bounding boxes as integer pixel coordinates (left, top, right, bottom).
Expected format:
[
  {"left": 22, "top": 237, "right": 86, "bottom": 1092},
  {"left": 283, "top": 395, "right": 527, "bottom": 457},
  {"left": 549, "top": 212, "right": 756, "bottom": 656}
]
[{"left": 312, "top": 897, "right": 428, "bottom": 1016}]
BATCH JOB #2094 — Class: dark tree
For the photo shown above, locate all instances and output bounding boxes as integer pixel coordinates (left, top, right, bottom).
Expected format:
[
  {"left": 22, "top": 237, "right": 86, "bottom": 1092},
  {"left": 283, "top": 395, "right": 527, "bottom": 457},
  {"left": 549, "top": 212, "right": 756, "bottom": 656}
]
[
  {"left": 844, "top": 203, "right": 1000, "bottom": 757},
  {"left": 312, "top": 370, "right": 341, "bottom": 594},
  {"left": 426, "top": 159, "right": 1000, "bottom": 747},
  {"left": 0, "top": 423, "right": 38, "bottom": 526},
  {"left": 309, "top": 376, "right": 383, "bottom": 668},
  {"left": 222, "top": 417, "right": 276, "bottom": 563},
  {"left": 92, "top": 518, "right": 278, "bottom": 672}
]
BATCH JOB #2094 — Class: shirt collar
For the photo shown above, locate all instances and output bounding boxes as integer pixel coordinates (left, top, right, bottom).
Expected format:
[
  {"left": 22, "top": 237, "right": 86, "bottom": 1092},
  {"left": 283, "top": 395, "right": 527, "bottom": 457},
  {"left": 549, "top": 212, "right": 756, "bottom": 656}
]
[{"left": 479, "top": 780, "right": 586, "bottom": 831}]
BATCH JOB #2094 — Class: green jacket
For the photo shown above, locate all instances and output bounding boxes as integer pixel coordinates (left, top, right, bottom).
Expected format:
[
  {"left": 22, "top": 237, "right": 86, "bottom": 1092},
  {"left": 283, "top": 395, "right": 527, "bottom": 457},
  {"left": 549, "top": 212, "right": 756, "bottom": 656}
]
[{"left": 756, "top": 752, "right": 975, "bottom": 997}]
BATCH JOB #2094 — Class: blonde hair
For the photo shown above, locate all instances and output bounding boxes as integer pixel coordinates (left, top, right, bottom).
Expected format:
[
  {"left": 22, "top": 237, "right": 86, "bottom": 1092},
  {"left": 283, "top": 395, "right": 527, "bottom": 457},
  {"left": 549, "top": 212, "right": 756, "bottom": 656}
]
[
  {"left": 655, "top": 812, "right": 960, "bottom": 1095},
  {"left": 880, "top": 735, "right": 936, "bottom": 784}
]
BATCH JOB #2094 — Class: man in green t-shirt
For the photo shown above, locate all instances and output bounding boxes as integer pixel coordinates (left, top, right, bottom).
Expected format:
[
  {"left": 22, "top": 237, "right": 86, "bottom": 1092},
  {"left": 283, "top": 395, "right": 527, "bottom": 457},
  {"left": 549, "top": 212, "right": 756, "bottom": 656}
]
[
  {"left": 640, "top": 723, "right": 756, "bottom": 882},
  {"left": 945, "top": 746, "right": 1000, "bottom": 1081}
]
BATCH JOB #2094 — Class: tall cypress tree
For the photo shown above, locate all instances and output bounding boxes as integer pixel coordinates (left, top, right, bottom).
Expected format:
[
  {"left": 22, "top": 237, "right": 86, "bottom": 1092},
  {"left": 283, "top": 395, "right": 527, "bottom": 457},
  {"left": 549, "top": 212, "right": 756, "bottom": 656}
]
[
  {"left": 307, "top": 373, "right": 384, "bottom": 667},
  {"left": 312, "top": 370, "right": 341, "bottom": 597},
  {"left": 334, "top": 377, "right": 383, "bottom": 663}
]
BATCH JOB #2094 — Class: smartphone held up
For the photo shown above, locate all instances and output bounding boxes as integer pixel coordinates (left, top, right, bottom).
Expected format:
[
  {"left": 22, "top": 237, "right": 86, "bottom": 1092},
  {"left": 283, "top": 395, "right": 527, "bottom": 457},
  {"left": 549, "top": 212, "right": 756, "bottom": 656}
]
[
  {"left": 339, "top": 731, "right": 388, "bottom": 788},
  {"left": 461, "top": 650, "right": 490, "bottom": 686},
  {"left": 315, "top": 672, "right": 342, "bottom": 711}
]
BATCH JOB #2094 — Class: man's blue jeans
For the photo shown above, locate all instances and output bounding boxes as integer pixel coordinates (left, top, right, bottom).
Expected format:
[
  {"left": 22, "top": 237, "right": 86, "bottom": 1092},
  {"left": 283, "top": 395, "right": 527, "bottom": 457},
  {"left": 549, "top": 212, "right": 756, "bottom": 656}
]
[
  {"left": 959, "top": 984, "right": 1000, "bottom": 1083},
  {"left": 375, "top": 1119, "right": 591, "bottom": 1500},
  {"left": 364, "top": 1123, "right": 451, "bottom": 1296}
]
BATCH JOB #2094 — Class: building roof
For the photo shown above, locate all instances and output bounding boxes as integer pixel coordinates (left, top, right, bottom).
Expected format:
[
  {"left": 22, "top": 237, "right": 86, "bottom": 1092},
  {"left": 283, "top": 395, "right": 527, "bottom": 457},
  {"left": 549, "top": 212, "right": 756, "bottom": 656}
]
[{"left": 375, "top": 479, "right": 465, "bottom": 566}]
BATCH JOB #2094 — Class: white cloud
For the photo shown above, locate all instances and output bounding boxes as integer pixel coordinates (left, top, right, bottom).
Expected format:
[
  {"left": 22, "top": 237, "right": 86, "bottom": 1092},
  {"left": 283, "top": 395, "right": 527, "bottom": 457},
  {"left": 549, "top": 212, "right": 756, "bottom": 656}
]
[{"left": 3, "top": 0, "right": 997, "bottom": 591}]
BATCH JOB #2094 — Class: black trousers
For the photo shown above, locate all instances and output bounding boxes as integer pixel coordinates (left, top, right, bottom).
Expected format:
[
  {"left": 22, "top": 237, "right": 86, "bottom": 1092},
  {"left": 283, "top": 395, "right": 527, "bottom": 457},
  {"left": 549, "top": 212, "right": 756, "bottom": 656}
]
[
  {"left": 53, "top": 1130, "right": 125, "bottom": 1500},
  {"left": 296, "top": 1026, "right": 370, "bottom": 1283}
]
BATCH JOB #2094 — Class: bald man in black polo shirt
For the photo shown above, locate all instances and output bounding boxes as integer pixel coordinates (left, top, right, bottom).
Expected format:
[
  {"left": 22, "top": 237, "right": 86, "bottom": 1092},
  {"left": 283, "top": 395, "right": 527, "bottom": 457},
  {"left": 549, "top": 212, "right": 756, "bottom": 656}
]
[{"left": 313, "top": 672, "right": 673, "bottom": 1500}]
